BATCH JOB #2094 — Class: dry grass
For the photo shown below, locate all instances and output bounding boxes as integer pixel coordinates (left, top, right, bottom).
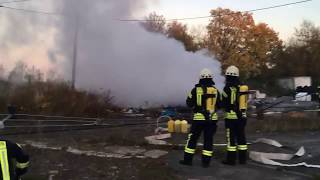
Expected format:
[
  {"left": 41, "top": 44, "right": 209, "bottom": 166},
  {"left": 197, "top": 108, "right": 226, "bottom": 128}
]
[
  {"left": 0, "top": 80, "right": 116, "bottom": 117},
  {"left": 248, "top": 112, "right": 320, "bottom": 132}
]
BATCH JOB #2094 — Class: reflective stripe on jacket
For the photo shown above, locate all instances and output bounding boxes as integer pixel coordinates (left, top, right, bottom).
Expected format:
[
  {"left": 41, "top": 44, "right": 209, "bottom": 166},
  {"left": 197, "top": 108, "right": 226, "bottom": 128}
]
[
  {"left": 222, "top": 86, "right": 240, "bottom": 120},
  {"left": 187, "top": 84, "right": 220, "bottom": 121}
]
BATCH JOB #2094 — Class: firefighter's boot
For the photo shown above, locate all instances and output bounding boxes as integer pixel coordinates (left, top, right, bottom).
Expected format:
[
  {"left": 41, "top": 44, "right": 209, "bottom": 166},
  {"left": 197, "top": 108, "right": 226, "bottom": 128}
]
[
  {"left": 222, "top": 151, "right": 236, "bottom": 165},
  {"left": 238, "top": 150, "right": 247, "bottom": 164},
  {"left": 201, "top": 155, "right": 211, "bottom": 168},
  {"left": 179, "top": 153, "right": 193, "bottom": 166}
]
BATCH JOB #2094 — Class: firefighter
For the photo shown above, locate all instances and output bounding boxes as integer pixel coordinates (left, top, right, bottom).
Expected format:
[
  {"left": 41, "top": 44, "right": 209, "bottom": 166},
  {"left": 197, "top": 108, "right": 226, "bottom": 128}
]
[
  {"left": 222, "top": 65, "right": 249, "bottom": 165},
  {"left": 0, "top": 138, "right": 29, "bottom": 180},
  {"left": 180, "top": 68, "right": 220, "bottom": 168},
  {"left": 317, "top": 86, "right": 320, "bottom": 106}
]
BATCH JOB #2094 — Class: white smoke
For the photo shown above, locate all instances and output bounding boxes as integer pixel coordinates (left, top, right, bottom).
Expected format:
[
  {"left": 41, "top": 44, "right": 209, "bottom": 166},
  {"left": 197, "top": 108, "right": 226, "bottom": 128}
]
[
  {"left": 0, "top": 0, "right": 224, "bottom": 107},
  {"left": 52, "top": 0, "right": 224, "bottom": 107},
  {"left": 0, "top": 0, "right": 57, "bottom": 74}
]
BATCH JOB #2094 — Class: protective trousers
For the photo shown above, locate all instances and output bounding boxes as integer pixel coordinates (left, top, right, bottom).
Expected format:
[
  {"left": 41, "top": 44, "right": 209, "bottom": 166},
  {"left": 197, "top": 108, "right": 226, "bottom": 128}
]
[
  {"left": 184, "top": 120, "right": 217, "bottom": 165},
  {"left": 225, "top": 118, "right": 247, "bottom": 164}
]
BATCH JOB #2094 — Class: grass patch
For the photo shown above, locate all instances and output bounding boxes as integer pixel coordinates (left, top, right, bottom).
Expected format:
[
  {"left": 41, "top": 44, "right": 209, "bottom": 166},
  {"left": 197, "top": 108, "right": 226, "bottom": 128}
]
[{"left": 248, "top": 112, "right": 320, "bottom": 132}]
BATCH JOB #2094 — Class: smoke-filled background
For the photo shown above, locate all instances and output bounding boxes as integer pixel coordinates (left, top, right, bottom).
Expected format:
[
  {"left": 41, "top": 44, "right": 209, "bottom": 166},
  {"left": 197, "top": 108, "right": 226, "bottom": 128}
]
[{"left": 0, "top": 0, "right": 224, "bottom": 107}]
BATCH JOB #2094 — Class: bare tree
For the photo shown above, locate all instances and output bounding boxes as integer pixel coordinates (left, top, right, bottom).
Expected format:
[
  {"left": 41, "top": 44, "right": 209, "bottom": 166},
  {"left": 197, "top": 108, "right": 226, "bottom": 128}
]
[
  {"left": 0, "top": 64, "right": 5, "bottom": 80},
  {"left": 141, "top": 12, "right": 166, "bottom": 34}
]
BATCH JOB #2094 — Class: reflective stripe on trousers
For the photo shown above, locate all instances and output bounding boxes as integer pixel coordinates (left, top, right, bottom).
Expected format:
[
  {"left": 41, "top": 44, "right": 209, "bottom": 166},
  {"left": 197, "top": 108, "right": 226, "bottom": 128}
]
[
  {"left": 0, "top": 141, "right": 10, "bottom": 180},
  {"left": 226, "top": 128, "right": 237, "bottom": 152},
  {"left": 184, "top": 134, "right": 195, "bottom": 154},
  {"left": 225, "top": 119, "right": 247, "bottom": 152},
  {"left": 185, "top": 147, "right": 195, "bottom": 154},
  {"left": 237, "top": 145, "right": 248, "bottom": 151},
  {"left": 202, "top": 150, "right": 213, "bottom": 157},
  {"left": 184, "top": 121, "right": 217, "bottom": 157}
]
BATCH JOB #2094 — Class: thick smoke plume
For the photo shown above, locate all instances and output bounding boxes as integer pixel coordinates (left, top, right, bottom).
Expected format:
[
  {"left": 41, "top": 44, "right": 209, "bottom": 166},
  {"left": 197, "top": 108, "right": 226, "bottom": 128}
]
[
  {"left": 53, "top": 0, "right": 224, "bottom": 107},
  {"left": 0, "top": 0, "right": 56, "bottom": 72},
  {"left": 0, "top": 0, "right": 224, "bottom": 107}
]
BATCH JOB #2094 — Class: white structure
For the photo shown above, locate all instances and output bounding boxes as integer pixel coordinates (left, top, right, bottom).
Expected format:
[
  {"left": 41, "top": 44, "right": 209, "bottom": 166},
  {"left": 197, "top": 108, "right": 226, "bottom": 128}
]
[
  {"left": 278, "top": 76, "right": 312, "bottom": 90},
  {"left": 294, "top": 76, "right": 312, "bottom": 89},
  {"left": 295, "top": 92, "right": 312, "bottom": 102},
  {"left": 249, "top": 90, "right": 267, "bottom": 100}
]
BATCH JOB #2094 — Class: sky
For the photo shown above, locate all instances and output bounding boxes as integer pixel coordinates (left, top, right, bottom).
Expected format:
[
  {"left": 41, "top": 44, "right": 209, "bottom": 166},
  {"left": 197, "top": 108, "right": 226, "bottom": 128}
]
[
  {"left": 144, "top": 0, "right": 320, "bottom": 41},
  {"left": 0, "top": 0, "right": 319, "bottom": 73}
]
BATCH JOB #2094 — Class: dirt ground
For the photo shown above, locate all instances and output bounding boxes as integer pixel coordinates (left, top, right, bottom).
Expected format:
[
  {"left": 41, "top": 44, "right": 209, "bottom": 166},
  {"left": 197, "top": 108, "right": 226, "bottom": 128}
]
[{"left": 1, "top": 115, "right": 320, "bottom": 180}]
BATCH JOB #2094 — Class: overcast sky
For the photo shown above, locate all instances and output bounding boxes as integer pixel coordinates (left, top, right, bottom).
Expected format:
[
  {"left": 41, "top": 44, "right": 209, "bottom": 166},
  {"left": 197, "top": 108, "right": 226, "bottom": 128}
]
[
  {"left": 144, "top": 0, "right": 319, "bottom": 41},
  {"left": 0, "top": 0, "right": 319, "bottom": 72}
]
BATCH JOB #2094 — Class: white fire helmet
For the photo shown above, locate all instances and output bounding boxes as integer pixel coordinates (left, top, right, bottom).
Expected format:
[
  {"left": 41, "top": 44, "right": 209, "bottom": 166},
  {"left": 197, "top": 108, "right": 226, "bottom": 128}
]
[
  {"left": 225, "top": 65, "right": 239, "bottom": 77},
  {"left": 199, "top": 68, "right": 213, "bottom": 79}
]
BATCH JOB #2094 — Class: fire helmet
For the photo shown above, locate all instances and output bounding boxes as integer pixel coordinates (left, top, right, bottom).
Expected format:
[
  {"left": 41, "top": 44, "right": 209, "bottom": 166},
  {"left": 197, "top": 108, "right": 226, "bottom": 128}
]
[
  {"left": 225, "top": 65, "right": 239, "bottom": 77},
  {"left": 199, "top": 68, "right": 213, "bottom": 79}
]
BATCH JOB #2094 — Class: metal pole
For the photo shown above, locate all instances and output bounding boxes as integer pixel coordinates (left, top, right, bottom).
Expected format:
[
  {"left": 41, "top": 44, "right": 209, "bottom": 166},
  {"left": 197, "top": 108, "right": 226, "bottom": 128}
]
[{"left": 71, "top": 15, "right": 79, "bottom": 89}]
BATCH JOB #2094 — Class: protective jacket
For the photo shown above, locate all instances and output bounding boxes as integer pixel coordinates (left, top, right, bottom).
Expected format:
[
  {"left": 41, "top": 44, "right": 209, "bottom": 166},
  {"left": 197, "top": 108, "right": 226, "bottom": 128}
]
[
  {"left": 0, "top": 139, "right": 29, "bottom": 180},
  {"left": 186, "top": 79, "right": 221, "bottom": 121}
]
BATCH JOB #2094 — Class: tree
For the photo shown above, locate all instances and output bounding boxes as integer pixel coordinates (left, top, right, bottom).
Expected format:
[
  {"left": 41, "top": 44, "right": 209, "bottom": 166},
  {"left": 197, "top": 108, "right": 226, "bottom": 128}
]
[
  {"left": 207, "top": 8, "right": 282, "bottom": 79},
  {"left": 0, "top": 65, "right": 4, "bottom": 80},
  {"left": 166, "top": 21, "right": 198, "bottom": 52},
  {"left": 25, "top": 66, "right": 44, "bottom": 83},
  {"left": 189, "top": 25, "right": 209, "bottom": 49},
  {"left": 272, "top": 20, "right": 320, "bottom": 82},
  {"left": 141, "top": 12, "right": 166, "bottom": 34},
  {"left": 8, "top": 61, "right": 43, "bottom": 84},
  {"left": 294, "top": 20, "right": 320, "bottom": 46},
  {"left": 8, "top": 61, "right": 27, "bottom": 84}
]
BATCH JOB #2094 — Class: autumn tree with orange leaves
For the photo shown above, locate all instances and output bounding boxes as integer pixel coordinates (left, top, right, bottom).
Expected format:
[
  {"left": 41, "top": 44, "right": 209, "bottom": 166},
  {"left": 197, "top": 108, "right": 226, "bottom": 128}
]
[
  {"left": 142, "top": 13, "right": 199, "bottom": 52},
  {"left": 167, "top": 21, "right": 199, "bottom": 52},
  {"left": 207, "top": 8, "right": 282, "bottom": 79}
]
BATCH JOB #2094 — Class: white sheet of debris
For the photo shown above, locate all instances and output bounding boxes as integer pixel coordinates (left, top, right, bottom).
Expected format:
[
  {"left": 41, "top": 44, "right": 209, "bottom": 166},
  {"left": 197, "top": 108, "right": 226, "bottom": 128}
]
[
  {"left": 144, "top": 133, "right": 171, "bottom": 145},
  {"left": 23, "top": 140, "right": 168, "bottom": 159},
  {"left": 144, "top": 150, "right": 168, "bottom": 159},
  {"left": 249, "top": 138, "right": 320, "bottom": 168}
]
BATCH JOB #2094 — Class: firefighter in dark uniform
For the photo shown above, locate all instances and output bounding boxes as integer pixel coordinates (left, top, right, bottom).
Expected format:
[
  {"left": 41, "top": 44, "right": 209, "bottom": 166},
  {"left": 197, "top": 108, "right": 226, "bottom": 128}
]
[
  {"left": 317, "top": 86, "right": 320, "bottom": 107},
  {"left": 0, "top": 139, "right": 29, "bottom": 180},
  {"left": 316, "top": 85, "right": 320, "bottom": 116},
  {"left": 180, "top": 68, "right": 220, "bottom": 168},
  {"left": 222, "top": 65, "right": 249, "bottom": 165}
]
